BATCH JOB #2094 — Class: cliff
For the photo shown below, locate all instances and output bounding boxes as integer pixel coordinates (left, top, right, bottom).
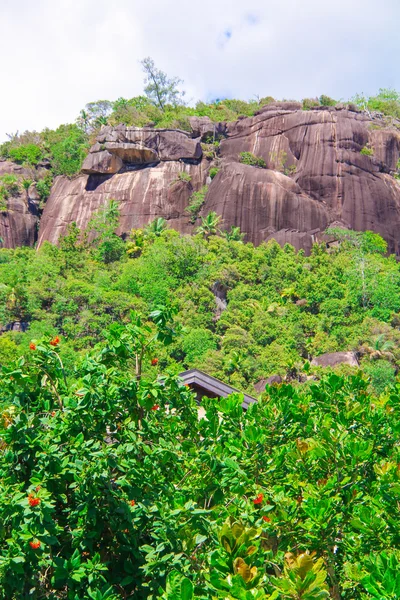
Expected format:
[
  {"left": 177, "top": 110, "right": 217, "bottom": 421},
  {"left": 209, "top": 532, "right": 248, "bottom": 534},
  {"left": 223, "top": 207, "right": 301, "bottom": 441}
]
[{"left": 2, "top": 102, "right": 400, "bottom": 254}]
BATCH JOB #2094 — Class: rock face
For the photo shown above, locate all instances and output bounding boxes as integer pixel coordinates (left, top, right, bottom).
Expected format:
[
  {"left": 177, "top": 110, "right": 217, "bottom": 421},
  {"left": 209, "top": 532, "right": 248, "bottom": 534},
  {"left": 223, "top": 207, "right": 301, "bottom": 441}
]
[
  {"left": 0, "top": 161, "right": 38, "bottom": 248},
  {"left": 311, "top": 352, "right": 359, "bottom": 368},
  {"left": 27, "top": 105, "right": 400, "bottom": 253}
]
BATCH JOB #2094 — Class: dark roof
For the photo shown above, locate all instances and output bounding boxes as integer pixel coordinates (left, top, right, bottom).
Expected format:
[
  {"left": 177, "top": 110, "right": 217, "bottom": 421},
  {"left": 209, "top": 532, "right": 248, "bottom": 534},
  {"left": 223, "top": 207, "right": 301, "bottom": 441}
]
[{"left": 179, "top": 369, "right": 257, "bottom": 410}]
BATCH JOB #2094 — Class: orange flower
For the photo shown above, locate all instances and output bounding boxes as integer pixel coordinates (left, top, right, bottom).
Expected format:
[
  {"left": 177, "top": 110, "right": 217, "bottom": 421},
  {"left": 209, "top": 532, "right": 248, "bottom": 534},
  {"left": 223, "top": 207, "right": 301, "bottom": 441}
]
[
  {"left": 28, "top": 494, "right": 40, "bottom": 507},
  {"left": 253, "top": 493, "right": 264, "bottom": 505},
  {"left": 35, "top": 486, "right": 41, "bottom": 492},
  {"left": 151, "top": 358, "right": 159, "bottom": 366},
  {"left": 51, "top": 411, "right": 56, "bottom": 417},
  {"left": 130, "top": 500, "right": 136, "bottom": 506},
  {"left": 50, "top": 336, "right": 60, "bottom": 347},
  {"left": 151, "top": 405, "right": 160, "bottom": 411},
  {"left": 29, "top": 343, "right": 36, "bottom": 351},
  {"left": 262, "top": 515, "right": 271, "bottom": 522},
  {"left": 29, "top": 539, "right": 41, "bottom": 549}
]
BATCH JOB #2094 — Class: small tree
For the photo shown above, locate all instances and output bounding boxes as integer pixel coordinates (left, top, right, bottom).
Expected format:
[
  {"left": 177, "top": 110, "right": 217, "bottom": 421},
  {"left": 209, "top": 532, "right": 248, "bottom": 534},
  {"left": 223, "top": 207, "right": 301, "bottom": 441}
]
[
  {"left": 140, "top": 57, "right": 185, "bottom": 111},
  {"left": 223, "top": 226, "right": 246, "bottom": 242},
  {"left": 86, "top": 199, "right": 125, "bottom": 263},
  {"left": 145, "top": 217, "right": 168, "bottom": 237},
  {"left": 196, "top": 212, "right": 222, "bottom": 240}
]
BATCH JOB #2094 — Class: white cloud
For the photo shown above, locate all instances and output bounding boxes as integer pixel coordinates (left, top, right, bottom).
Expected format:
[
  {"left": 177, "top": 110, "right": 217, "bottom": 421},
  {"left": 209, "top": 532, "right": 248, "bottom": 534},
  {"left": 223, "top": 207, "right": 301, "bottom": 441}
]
[{"left": 0, "top": 0, "right": 399, "bottom": 141}]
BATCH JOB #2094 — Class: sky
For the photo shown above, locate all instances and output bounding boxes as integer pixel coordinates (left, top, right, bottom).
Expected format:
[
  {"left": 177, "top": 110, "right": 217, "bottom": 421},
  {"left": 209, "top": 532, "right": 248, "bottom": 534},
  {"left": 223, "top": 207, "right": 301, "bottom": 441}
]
[{"left": 0, "top": 0, "right": 399, "bottom": 142}]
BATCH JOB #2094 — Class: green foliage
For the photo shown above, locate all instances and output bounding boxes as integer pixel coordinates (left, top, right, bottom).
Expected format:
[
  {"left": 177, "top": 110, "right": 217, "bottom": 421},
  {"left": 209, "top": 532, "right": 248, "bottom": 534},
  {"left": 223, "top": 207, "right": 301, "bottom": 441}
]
[
  {"left": 172, "top": 172, "right": 192, "bottom": 185},
  {"left": 145, "top": 217, "right": 168, "bottom": 237},
  {"left": 2, "top": 328, "right": 400, "bottom": 597},
  {"left": 196, "top": 211, "right": 222, "bottom": 239},
  {"left": 86, "top": 199, "right": 125, "bottom": 263},
  {"left": 352, "top": 88, "right": 400, "bottom": 119},
  {"left": 360, "top": 146, "right": 374, "bottom": 156},
  {"left": 363, "top": 359, "right": 396, "bottom": 394},
  {"left": 8, "top": 143, "right": 44, "bottom": 166},
  {"left": 239, "top": 152, "right": 266, "bottom": 168},
  {"left": 186, "top": 186, "right": 208, "bottom": 223},
  {"left": 141, "top": 56, "right": 186, "bottom": 110},
  {"left": 209, "top": 167, "right": 220, "bottom": 179},
  {"left": 0, "top": 174, "right": 20, "bottom": 210},
  {"left": 302, "top": 98, "right": 321, "bottom": 110},
  {"left": 45, "top": 124, "right": 89, "bottom": 176},
  {"left": 36, "top": 173, "right": 54, "bottom": 202},
  {"left": 319, "top": 95, "right": 337, "bottom": 106},
  {"left": 223, "top": 226, "right": 246, "bottom": 242}
]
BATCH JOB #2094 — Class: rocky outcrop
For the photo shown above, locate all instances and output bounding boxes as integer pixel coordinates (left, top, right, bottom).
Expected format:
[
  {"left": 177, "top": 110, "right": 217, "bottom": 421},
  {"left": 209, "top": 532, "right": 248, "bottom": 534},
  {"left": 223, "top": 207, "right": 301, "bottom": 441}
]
[
  {"left": 38, "top": 160, "right": 209, "bottom": 246},
  {"left": 0, "top": 161, "right": 38, "bottom": 248},
  {"left": 81, "top": 125, "right": 202, "bottom": 174},
  {"left": 11, "top": 104, "right": 400, "bottom": 254},
  {"left": 311, "top": 352, "right": 359, "bottom": 368}
]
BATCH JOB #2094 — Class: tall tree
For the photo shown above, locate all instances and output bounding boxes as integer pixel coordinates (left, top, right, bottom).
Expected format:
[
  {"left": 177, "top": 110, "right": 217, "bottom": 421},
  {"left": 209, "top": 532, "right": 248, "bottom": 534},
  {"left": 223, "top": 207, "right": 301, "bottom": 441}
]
[{"left": 140, "top": 57, "right": 185, "bottom": 111}]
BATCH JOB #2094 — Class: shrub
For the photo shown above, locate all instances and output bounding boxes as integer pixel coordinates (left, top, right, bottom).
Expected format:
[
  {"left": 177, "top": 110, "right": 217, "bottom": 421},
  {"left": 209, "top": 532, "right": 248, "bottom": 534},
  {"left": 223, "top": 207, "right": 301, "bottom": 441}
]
[
  {"left": 36, "top": 174, "right": 53, "bottom": 202},
  {"left": 8, "top": 144, "right": 43, "bottom": 166},
  {"left": 319, "top": 94, "right": 337, "bottom": 106},
  {"left": 186, "top": 185, "right": 208, "bottom": 223},
  {"left": 360, "top": 146, "right": 374, "bottom": 156},
  {"left": 0, "top": 175, "right": 20, "bottom": 210},
  {"left": 239, "top": 152, "right": 266, "bottom": 168},
  {"left": 363, "top": 359, "right": 396, "bottom": 393},
  {"left": 209, "top": 167, "right": 220, "bottom": 179},
  {"left": 171, "top": 171, "right": 191, "bottom": 186},
  {"left": 302, "top": 97, "right": 320, "bottom": 110}
]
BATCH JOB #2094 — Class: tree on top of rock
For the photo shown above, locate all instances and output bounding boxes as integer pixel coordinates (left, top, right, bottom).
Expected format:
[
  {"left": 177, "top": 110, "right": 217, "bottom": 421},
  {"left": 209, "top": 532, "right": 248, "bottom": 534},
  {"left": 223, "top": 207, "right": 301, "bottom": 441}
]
[{"left": 141, "top": 57, "right": 186, "bottom": 111}]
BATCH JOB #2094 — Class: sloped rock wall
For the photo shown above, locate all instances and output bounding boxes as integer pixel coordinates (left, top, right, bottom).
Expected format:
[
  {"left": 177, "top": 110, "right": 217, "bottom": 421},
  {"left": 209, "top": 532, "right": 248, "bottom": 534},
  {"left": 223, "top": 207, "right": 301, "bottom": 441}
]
[
  {"left": 9, "top": 104, "right": 400, "bottom": 254},
  {"left": 0, "top": 161, "right": 38, "bottom": 248}
]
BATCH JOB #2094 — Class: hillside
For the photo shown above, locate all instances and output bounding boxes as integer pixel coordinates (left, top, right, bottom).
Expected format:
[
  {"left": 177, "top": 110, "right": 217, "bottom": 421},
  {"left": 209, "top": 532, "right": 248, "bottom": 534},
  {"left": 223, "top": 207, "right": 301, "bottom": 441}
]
[
  {"left": 1, "top": 221, "right": 400, "bottom": 395},
  {"left": 1, "top": 90, "right": 400, "bottom": 253},
  {"left": 2, "top": 86, "right": 400, "bottom": 599}
]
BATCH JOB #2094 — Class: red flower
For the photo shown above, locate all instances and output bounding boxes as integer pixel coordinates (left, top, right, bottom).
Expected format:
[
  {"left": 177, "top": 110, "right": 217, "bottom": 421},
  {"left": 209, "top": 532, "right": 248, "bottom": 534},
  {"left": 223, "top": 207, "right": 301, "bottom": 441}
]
[
  {"left": 262, "top": 516, "right": 271, "bottom": 522},
  {"left": 29, "top": 343, "right": 36, "bottom": 351},
  {"left": 35, "top": 486, "right": 41, "bottom": 492},
  {"left": 29, "top": 539, "right": 41, "bottom": 550},
  {"left": 130, "top": 500, "right": 136, "bottom": 506},
  {"left": 151, "top": 358, "right": 159, "bottom": 366},
  {"left": 28, "top": 494, "right": 40, "bottom": 507},
  {"left": 50, "top": 336, "right": 60, "bottom": 347},
  {"left": 253, "top": 493, "right": 264, "bottom": 505},
  {"left": 151, "top": 405, "right": 160, "bottom": 411}
]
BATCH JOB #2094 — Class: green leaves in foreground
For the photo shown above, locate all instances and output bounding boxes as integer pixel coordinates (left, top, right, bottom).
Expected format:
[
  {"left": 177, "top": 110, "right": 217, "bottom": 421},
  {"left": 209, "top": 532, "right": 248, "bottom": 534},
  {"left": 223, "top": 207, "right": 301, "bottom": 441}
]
[{"left": 1, "top": 315, "right": 400, "bottom": 598}]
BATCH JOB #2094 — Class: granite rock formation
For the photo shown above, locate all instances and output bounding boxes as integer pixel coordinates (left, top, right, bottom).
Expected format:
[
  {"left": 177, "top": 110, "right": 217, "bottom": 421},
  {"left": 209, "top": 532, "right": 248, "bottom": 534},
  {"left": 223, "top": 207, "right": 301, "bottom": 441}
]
[
  {"left": 0, "top": 161, "right": 38, "bottom": 248},
  {"left": 6, "top": 102, "right": 400, "bottom": 254}
]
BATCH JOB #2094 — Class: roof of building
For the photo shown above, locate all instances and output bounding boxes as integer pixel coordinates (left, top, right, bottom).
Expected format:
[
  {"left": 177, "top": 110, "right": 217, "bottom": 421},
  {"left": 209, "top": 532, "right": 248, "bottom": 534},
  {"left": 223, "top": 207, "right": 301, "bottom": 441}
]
[{"left": 179, "top": 369, "right": 257, "bottom": 411}]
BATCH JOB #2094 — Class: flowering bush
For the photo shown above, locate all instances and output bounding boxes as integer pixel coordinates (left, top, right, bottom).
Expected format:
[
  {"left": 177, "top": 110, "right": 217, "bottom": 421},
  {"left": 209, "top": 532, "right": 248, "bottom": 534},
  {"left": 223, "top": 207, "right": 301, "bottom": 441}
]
[{"left": 1, "top": 314, "right": 400, "bottom": 598}]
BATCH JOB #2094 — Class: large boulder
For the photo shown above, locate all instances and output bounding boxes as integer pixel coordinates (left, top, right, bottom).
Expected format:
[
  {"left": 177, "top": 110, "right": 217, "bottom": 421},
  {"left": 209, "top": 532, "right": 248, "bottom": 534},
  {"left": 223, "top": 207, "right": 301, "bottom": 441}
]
[
  {"left": 0, "top": 161, "right": 38, "bottom": 248},
  {"left": 82, "top": 126, "right": 202, "bottom": 175},
  {"left": 311, "top": 352, "right": 359, "bottom": 368}
]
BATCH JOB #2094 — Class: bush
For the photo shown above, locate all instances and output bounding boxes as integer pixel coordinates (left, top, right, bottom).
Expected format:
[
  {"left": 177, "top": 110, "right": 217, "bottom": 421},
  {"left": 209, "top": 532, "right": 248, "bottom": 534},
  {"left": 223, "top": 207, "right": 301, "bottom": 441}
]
[
  {"left": 363, "top": 359, "right": 396, "bottom": 393},
  {"left": 0, "top": 174, "right": 20, "bottom": 210},
  {"left": 209, "top": 167, "right": 220, "bottom": 179},
  {"left": 8, "top": 144, "right": 44, "bottom": 166},
  {"left": 302, "top": 97, "right": 320, "bottom": 110},
  {"left": 186, "top": 185, "right": 208, "bottom": 223},
  {"left": 239, "top": 152, "right": 266, "bottom": 168},
  {"left": 319, "top": 94, "right": 337, "bottom": 106},
  {"left": 360, "top": 146, "right": 374, "bottom": 156},
  {"left": 36, "top": 174, "right": 54, "bottom": 202}
]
